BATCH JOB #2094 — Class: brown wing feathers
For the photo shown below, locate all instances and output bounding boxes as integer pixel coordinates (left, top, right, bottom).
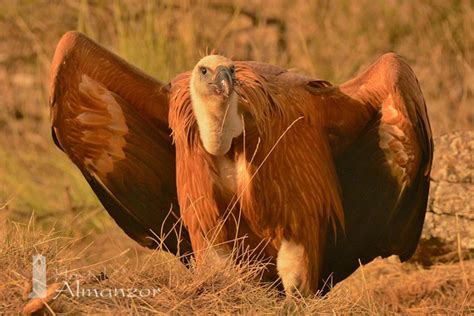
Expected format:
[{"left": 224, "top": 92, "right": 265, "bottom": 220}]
[
  {"left": 50, "top": 31, "right": 192, "bottom": 257},
  {"left": 320, "top": 53, "right": 432, "bottom": 286}
]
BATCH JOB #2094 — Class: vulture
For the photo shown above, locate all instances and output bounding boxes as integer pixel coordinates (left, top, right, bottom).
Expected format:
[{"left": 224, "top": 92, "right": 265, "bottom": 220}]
[{"left": 49, "top": 31, "right": 433, "bottom": 296}]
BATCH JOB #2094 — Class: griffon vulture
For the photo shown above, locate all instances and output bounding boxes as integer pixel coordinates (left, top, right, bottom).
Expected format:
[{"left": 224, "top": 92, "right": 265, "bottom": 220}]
[{"left": 49, "top": 31, "right": 433, "bottom": 296}]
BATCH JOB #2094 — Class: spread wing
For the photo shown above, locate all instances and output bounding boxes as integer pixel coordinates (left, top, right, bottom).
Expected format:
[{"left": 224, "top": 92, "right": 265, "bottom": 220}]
[
  {"left": 49, "top": 31, "right": 192, "bottom": 257},
  {"left": 316, "top": 53, "right": 433, "bottom": 286}
]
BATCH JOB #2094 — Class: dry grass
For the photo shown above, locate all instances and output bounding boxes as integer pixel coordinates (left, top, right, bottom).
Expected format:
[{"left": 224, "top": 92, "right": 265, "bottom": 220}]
[
  {"left": 0, "top": 219, "right": 471, "bottom": 314},
  {"left": 0, "top": 0, "right": 473, "bottom": 314}
]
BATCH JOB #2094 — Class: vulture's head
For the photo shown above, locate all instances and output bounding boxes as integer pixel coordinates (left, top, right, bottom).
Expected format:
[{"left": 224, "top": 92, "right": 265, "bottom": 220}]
[{"left": 190, "top": 55, "right": 243, "bottom": 156}]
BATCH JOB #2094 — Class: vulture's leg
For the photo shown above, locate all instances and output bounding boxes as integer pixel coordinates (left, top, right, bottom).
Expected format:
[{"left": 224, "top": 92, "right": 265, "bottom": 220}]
[
  {"left": 276, "top": 222, "right": 327, "bottom": 296},
  {"left": 277, "top": 239, "right": 307, "bottom": 296}
]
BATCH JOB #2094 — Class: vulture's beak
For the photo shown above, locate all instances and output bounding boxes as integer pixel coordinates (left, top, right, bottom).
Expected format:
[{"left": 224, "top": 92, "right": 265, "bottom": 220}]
[{"left": 213, "top": 66, "right": 233, "bottom": 98}]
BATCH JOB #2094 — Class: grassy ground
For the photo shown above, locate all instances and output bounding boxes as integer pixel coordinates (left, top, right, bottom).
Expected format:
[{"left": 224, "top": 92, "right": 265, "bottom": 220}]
[
  {"left": 1, "top": 220, "right": 472, "bottom": 314},
  {"left": 0, "top": 0, "right": 472, "bottom": 313}
]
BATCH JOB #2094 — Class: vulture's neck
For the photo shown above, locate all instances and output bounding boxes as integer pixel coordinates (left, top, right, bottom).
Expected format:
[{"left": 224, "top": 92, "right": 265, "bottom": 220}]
[{"left": 190, "top": 90, "right": 242, "bottom": 156}]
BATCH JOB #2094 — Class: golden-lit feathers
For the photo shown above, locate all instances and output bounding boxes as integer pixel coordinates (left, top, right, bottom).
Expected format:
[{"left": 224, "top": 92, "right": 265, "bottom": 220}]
[{"left": 50, "top": 32, "right": 432, "bottom": 295}]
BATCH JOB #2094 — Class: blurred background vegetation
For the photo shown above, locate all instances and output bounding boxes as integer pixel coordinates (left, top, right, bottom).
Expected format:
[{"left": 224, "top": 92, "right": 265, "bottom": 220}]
[{"left": 0, "top": 0, "right": 472, "bottom": 241}]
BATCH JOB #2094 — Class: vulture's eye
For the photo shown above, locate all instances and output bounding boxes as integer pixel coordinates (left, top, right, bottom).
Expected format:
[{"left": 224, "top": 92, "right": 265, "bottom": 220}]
[
  {"left": 230, "top": 66, "right": 235, "bottom": 74},
  {"left": 200, "top": 67, "right": 208, "bottom": 75}
]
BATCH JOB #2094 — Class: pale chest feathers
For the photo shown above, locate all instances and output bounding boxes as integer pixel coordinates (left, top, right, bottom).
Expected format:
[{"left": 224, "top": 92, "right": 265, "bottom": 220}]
[{"left": 214, "top": 154, "right": 251, "bottom": 196}]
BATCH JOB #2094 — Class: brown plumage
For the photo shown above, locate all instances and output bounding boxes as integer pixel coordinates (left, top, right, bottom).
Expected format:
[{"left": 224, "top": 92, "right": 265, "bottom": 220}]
[{"left": 50, "top": 31, "right": 433, "bottom": 295}]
